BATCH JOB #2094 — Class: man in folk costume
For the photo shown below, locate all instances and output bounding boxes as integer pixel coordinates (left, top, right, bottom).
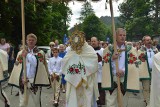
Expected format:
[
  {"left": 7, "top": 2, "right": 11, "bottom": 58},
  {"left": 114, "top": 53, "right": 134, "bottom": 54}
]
[
  {"left": 138, "top": 35, "right": 158, "bottom": 106},
  {"left": 48, "top": 48, "right": 62, "bottom": 106},
  {"left": 61, "top": 30, "right": 99, "bottom": 107},
  {"left": 91, "top": 37, "right": 105, "bottom": 106},
  {"left": 0, "top": 49, "right": 10, "bottom": 107},
  {"left": 8, "top": 33, "right": 50, "bottom": 107},
  {"left": 150, "top": 52, "right": 160, "bottom": 107},
  {"left": 102, "top": 28, "right": 140, "bottom": 107}
]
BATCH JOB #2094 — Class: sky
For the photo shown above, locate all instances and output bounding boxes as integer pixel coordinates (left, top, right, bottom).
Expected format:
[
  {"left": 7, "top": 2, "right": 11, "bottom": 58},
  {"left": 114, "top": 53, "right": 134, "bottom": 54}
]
[{"left": 68, "top": 0, "right": 124, "bottom": 29}]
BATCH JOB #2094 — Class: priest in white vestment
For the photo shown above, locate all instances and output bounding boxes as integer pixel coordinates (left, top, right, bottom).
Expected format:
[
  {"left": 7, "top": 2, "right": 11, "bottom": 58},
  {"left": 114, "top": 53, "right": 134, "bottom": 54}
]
[
  {"left": 150, "top": 52, "right": 160, "bottom": 107},
  {"left": 61, "top": 30, "right": 99, "bottom": 107}
]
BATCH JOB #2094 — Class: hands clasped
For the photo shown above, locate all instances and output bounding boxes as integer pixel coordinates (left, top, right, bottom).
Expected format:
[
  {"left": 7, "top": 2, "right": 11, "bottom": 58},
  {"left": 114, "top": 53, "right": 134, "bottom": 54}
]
[
  {"left": 51, "top": 73, "right": 60, "bottom": 81},
  {"left": 116, "top": 69, "right": 124, "bottom": 77}
]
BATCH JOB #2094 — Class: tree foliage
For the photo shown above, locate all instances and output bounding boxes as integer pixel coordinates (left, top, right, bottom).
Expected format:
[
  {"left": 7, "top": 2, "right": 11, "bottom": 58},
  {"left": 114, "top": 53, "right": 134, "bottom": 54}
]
[
  {"left": 82, "top": 14, "right": 108, "bottom": 41},
  {"left": 119, "top": 0, "right": 160, "bottom": 40},
  {"left": 0, "top": 0, "right": 72, "bottom": 46},
  {"left": 78, "top": 1, "right": 95, "bottom": 22}
]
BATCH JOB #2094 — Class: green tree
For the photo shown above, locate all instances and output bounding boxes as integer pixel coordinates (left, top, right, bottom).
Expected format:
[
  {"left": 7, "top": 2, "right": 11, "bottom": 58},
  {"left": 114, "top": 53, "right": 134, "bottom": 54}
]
[
  {"left": 151, "top": 0, "right": 160, "bottom": 34},
  {"left": 119, "top": 0, "right": 154, "bottom": 40},
  {"left": 82, "top": 14, "right": 108, "bottom": 41},
  {"left": 78, "top": 1, "right": 95, "bottom": 22},
  {"left": 0, "top": 0, "right": 72, "bottom": 47}
]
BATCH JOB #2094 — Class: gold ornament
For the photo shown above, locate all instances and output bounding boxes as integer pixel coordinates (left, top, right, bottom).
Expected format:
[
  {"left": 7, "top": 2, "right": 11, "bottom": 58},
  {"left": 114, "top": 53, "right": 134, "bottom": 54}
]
[{"left": 69, "top": 26, "right": 85, "bottom": 54}]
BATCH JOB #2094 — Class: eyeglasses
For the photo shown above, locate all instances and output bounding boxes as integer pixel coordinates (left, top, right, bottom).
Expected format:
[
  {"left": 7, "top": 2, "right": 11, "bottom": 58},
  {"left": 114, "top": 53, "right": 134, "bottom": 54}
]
[{"left": 53, "top": 52, "right": 58, "bottom": 53}]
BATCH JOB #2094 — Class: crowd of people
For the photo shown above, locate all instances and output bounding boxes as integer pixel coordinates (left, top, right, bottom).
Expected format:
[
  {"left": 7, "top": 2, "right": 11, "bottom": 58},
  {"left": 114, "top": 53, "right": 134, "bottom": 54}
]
[{"left": 0, "top": 28, "right": 160, "bottom": 107}]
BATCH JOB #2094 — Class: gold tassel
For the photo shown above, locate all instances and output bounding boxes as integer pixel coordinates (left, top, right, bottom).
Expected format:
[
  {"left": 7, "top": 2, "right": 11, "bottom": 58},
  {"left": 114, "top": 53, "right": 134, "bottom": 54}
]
[
  {"left": 34, "top": 0, "right": 36, "bottom": 11},
  {"left": 5, "top": 0, "right": 8, "bottom": 3}
]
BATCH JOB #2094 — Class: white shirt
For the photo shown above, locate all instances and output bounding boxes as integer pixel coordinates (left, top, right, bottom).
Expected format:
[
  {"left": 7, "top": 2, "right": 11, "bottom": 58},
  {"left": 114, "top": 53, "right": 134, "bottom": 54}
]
[
  {"left": 146, "top": 48, "right": 155, "bottom": 69},
  {"left": 48, "top": 56, "right": 62, "bottom": 75},
  {"left": 112, "top": 44, "right": 125, "bottom": 76},
  {"left": 26, "top": 48, "right": 37, "bottom": 79},
  {"left": 95, "top": 48, "right": 103, "bottom": 83}
]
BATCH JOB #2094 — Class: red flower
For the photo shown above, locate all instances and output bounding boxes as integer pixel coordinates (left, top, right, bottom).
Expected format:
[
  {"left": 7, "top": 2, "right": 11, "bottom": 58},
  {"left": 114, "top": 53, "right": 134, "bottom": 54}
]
[
  {"left": 104, "top": 59, "right": 108, "bottom": 62},
  {"left": 103, "top": 55, "right": 107, "bottom": 59},
  {"left": 138, "top": 53, "right": 146, "bottom": 62},
  {"left": 75, "top": 68, "right": 79, "bottom": 73},
  {"left": 19, "top": 60, "right": 23, "bottom": 63},
  {"left": 17, "top": 55, "right": 23, "bottom": 63},
  {"left": 129, "top": 60, "right": 133, "bottom": 64},
  {"left": 69, "top": 68, "right": 74, "bottom": 72},
  {"left": 37, "top": 53, "right": 42, "bottom": 57},
  {"left": 39, "top": 58, "right": 43, "bottom": 62},
  {"left": 133, "top": 57, "right": 137, "bottom": 61},
  {"left": 141, "top": 59, "right": 145, "bottom": 62},
  {"left": 129, "top": 53, "right": 134, "bottom": 57},
  {"left": 103, "top": 53, "right": 110, "bottom": 63},
  {"left": 138, "top": 56, "right": 141, "bottom": 59},
  {"left": 107, "top": 53, "right": 110, "bottom": 56}
]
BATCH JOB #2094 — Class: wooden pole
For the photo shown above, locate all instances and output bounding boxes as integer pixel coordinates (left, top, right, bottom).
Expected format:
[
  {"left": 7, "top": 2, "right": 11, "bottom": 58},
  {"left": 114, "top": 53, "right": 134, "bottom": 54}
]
[
  {"left": 109, "top": 0, "right": 123, "bottom": 107},
  {"left": 21, "top": 0, "right": 27, "bottom": 105}
]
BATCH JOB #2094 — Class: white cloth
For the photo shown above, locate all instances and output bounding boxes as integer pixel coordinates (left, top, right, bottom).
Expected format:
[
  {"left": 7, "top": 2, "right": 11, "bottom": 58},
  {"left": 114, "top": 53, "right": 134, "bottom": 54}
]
[
  {"left": 150, "top": 52, "right": 160, "bottom": 107},
  {"left": 95, "top": 48, "right": 103, "bottom": 83},
  {"left": 66, "top": 74, "right": 98, "bottom": 107},
  {"left": 48, "top": 56, "right": 62, "bottom": 75},
  {"left": 0, "top": 43, "right": 10, "bottom": 52},
  {"left": 62, "top": 42, "right": 99, "bottom": 107},
  {"left": 62, "top": 42, "right": 98, "bottom": 87},
  {"left": 0, "top": 49, "right": 8, "bottom": 71},
  {"left": 19, "top": 84, "right": 41, "bottom": 107},
  {"left": 146, "top": 48, "right": 155, "bottom": 69},
  {"left": 106, "top": 89, "right": 128, "bottom": 107},
  {"left": 65, "top": 46, "right": 71, "bottom": 53},
  {"left": 0, "top": 49, "right": 8, "bottom": 82},
  {"left": 26, "top": 49, "right": 37, "bottom": 79},
  {"left": 112, "top": 45, "right": 125, "bottom": 76},
  {"left": 0, "top": 84, "right": 10, "bottom": 105}
]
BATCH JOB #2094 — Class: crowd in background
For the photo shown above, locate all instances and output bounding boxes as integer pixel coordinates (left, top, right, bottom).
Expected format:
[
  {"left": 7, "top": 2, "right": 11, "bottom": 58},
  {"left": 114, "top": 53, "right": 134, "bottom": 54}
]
[{"left": 0, "top": 34, "right": 160, "bottom": 107}]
